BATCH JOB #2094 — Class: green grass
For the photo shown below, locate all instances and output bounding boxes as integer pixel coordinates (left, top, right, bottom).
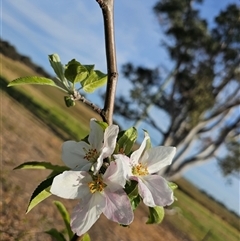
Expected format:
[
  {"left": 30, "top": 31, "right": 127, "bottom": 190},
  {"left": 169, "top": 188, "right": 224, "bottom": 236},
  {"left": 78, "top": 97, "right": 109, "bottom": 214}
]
[{"left": 166, "top": 189, "right": 240, "bottom": 241}]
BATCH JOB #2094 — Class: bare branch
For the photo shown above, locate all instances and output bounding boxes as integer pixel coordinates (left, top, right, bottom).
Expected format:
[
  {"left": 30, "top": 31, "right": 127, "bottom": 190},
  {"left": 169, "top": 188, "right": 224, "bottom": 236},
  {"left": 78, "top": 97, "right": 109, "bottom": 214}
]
[{"left": 96, "top": 0, "right": 118, "bottom": 125}]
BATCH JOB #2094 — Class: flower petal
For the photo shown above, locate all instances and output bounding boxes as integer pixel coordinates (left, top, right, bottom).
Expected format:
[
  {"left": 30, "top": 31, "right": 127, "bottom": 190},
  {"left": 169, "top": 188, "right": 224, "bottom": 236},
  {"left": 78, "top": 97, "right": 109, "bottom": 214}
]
[
  {"left": 144, "top": 146, "right": 176, "bottom": 174},
  {"left": 50, "top": 171, "right": 92, "bottom": 199},
  {"left": 103, "top": 158, "right": 128, "bottom": 192},
  {"left": 62, "top": 141, "right": 91, "bottom": 170},
  {"left": 113, "top": 154, "right": 132, "bottom": 180},
  {"left": 88, "top": 118, "right": 104, "bottom": 151},
  {"left": 94, "top": 124, "right": 119, "bottom": 174},
  {"left": 130, "top": 135, "right": 150, "bottom": 166},
  {"left": 71, "top": 192, "right": 105, "bottom": 236},
  {"left": 103, "top": 189, "right": 133, "bottom": 225},
  {"left": 137, "top": 175, "right": 174, "bottom": 207}
]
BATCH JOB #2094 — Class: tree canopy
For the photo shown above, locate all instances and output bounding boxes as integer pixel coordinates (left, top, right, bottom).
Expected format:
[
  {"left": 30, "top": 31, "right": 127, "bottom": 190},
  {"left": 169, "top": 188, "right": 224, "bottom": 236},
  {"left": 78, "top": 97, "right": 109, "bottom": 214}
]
[{"left": 114, "top": 0, "right": 240, "bottom": 180}]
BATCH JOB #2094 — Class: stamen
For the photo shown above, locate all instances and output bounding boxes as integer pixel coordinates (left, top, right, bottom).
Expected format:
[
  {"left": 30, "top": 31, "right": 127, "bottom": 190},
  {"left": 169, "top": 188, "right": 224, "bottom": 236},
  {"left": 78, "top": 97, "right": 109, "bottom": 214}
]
[
  {"left": 88, "top": 175, "right": 106, "bottom": 193},
  {"left": 132, "top": 163, "right": 149, "bottom": 176}
]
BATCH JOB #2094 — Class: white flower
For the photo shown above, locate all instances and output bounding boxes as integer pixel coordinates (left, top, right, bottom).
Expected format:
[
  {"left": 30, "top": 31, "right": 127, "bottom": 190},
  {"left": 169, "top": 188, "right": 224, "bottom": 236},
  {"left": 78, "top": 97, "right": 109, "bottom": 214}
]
[
  {"left": 61, "top": 118, "right": 119, "bottom": 174},
  {"left": 50, "top": 159, "right": 134, "bottom": 236},
  {"left": 114, "top": 133, "right": 176, "bottom": 207}
]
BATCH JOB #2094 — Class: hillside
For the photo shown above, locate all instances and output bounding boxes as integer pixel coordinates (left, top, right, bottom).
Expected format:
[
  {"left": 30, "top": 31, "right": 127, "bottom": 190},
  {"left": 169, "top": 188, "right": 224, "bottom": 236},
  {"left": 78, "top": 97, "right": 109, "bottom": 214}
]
[{"left": 1, "top": 40, "right": 239, "bottom": 241}]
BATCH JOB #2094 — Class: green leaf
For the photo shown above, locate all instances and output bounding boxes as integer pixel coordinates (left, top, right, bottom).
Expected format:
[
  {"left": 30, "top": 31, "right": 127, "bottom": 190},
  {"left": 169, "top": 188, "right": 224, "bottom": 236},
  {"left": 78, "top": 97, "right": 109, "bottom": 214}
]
[
  {"left": 95, "top": 120, "right": 108, "bottom": 130},
  {"left": 49, "top": 54, "right": 66, "bottom": 82},
  {"left": 81, "top": 233, "right": 91, "bottom": 241},
  {"left": 54, "top": 201, "right": 74, "bottom": 240},
  {"left": 81, "top": 70, "right": 107, "bottom": 93},
  {"left": 131, "top": 195, "right": 141, "bottom": 210},
  {"left": 64, "top": 59, "right": 88, "bottom": 83},
  {"left": 45, "top": 228, "right": 67, "bottom": 241},
  {"left": 117, "top": 127, "right": 137, "bottom": 155},
  {"left": 8, "top": 76, "right": 57, "bottom": 87},
  {"left": 64, "top": 96, "right": 75, "bottom": 107},
  {"left": 168, "top": 182, "right": 178, "bottom": 191},
  {"left": 14, "top": 161, "right": 69, "bottom": 172},
  {"left": 124, "top": 180, "right": 138, "bottom": 199},
  {"left": 146, "top": 206, "right": 165, "bottom": 224}
]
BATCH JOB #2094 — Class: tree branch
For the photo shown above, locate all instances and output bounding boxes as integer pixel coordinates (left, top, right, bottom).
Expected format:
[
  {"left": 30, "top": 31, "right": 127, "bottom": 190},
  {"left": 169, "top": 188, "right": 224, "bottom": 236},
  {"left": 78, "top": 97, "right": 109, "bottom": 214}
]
[{"left": 96, "top": 0, "right": 118, "bottom": 125}]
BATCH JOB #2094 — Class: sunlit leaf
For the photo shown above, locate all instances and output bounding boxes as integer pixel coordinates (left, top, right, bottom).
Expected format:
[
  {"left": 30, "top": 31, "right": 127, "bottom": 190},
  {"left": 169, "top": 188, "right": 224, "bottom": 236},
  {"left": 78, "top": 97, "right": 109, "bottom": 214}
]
[
  {"left": 168, "top": 182, "right": 178, "bottom": 191},
  {"left": 65, "top": 59, "right": 88, "bottom": 83},
  {"left": 8, "top": 76, "right": 57, "bottom": 87},
  {"left": 81, "top": 70, "right": 107, "bottom": 93},
  {"left": 14, "top": 161, "right": 69, "bottom": 172},
  {"left": 54, "top": 201, "right": 74, "bottom": 240},
  {"left": 26, "top": 179, "right": 53, "bottom": 213},
  {"left": 49, "top": 54, "right": 66, "bottom": 82},
  {"left": 146, "top": 206, "right": 165, "bottom": 224},
  {"left": 117, "top": 127, "right": 137, "bottom": 155},
  {"left": 45, "top": 228, "right": 67, "bottom": 241},
  {"left": 81, "top": 233, "right": 91, "bottom": 241}
]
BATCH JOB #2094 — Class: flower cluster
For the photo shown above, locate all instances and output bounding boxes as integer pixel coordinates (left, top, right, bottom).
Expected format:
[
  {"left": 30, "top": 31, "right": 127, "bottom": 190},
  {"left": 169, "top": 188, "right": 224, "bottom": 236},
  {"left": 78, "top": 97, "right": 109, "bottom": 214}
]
[{"left": 50, "top": 119, "right": 176, "bottom": 236}]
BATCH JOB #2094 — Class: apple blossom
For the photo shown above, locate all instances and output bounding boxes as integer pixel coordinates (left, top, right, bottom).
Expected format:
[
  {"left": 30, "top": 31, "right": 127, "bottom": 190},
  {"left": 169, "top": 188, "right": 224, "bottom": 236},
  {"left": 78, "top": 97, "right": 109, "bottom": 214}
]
[
  {"left": 114, "top": 133, "right": 176, "bottom": 207},
  {"left": 61, "top": 118, "right": 119, "bottom": 174},
  {"left": 50, "top": 159, "right": 134, "bottom": 236}
]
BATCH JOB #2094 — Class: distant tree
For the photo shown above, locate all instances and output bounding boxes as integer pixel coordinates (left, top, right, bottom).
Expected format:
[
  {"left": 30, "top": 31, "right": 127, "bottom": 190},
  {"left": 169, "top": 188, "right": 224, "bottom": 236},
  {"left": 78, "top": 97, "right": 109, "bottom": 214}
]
[{"left": 114, "top": 0, "right": 240, "bottom": 180}]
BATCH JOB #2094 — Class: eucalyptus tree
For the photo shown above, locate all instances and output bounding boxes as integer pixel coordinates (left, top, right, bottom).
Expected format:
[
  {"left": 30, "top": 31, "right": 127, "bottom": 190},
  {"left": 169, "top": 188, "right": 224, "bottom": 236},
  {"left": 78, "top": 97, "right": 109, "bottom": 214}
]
[{"left": 114, "top": 1, "right": 240, "bottom": 179}]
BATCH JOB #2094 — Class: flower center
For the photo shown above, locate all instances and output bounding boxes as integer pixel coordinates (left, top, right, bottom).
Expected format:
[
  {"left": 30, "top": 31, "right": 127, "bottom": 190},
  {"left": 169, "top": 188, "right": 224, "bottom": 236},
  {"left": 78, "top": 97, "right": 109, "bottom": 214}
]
[
  {"left": 132, "top": 163, "right": 149, "bottom": 176},
  {"left": 84, "top": 148, "right": 99, "bottom": 163},
  {"left": 88, "top": 175, "right": 106, "bottom": 193}
]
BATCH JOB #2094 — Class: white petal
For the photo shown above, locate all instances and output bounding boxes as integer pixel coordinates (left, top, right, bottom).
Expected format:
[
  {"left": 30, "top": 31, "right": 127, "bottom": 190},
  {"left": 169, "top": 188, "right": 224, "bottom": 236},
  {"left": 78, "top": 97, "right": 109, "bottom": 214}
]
[
  {"left": 62, "top": 141, "right": 91, "bottom": 170},
  {"left": 103, "top": 189, "right": 134, "bottom": 225},
  {"left": 103, "top": 124, "right": 119, "bottom": 156},
  {"left": 144, "top": 146, "right": 176, "bottom": 174},
  {"left": 71, "top": 192, "right": 105, "bottom": 236},
  {"left": 88, "top": 119, "right": 104, "bottom": 150},
  {"left": 114, "top": 154, "right": 132, "bottom": 179},
  {"left": 94, "top": 124, "right": 119, "bottom": 174},
  {"left": 50, "top": 171, "right": 92, "bottom": 199},
  {"left": 103, "top": 158, "right": 127, "bottom": 192},
  {"left": 130, "top": 135, "right": 150, "bottom": 165},
  {"left": 138, "top": 175, "right": 174, "bottom": 207}
]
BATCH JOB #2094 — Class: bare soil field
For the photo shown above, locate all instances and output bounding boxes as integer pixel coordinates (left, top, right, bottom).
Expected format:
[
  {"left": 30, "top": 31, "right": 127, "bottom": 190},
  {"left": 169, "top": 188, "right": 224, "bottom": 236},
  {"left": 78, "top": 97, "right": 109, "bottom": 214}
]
[{"left": 1, "top": 90, "right": 190, "bottom": 241}]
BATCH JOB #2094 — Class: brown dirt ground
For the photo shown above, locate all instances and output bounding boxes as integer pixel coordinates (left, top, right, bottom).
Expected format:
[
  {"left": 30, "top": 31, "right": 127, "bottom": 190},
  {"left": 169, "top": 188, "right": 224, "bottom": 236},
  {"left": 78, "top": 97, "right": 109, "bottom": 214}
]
[{"left": 1, "top": 90, "right": 191, "bottom": 241}]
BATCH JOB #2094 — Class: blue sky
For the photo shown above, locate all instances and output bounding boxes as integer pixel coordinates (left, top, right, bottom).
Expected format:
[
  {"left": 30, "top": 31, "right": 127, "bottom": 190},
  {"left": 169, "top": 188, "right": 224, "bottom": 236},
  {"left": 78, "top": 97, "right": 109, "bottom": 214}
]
[{"left": 1, "top": 0, "right": 239, "bottom": 215}]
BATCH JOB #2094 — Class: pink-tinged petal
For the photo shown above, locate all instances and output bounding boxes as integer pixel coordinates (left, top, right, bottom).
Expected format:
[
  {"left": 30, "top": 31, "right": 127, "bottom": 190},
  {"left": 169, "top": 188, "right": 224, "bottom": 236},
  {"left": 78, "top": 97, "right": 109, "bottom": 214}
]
[
  {"left": 145, "top": 146, "right": 176, "bottom": 173},
  {"left": 103, "top": 159, "right": 127, "bottom": 191},
  {"left": 130, "top": 135, "right": 150, "bottom": 165},
  {"left": 71, "top": 192, "right": 105, "bottom": 236},
  {"left": 62, "top": 141, "right": 90, "bottom": 170},
  {"left": 138, "top": 175, "right": 174, "bottom": 207},
  {"left": 103, "top": 189, "right": 134, "bottom": 225},
  {"left": 88, "top": 119, "right": 104, "bottom": 151},
  {"left": 50, "top": 171, "right": 92, "bottom": 199},
  {"left": 114, "top": 154, "right": 132, "bottom": 179}
]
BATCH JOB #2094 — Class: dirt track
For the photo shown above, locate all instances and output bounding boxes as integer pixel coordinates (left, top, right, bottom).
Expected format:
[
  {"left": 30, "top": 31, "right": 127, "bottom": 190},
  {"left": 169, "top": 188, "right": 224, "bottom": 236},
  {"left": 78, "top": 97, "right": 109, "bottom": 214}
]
[{"left": 1, "top": 91, "right": 190, "bottom": 241}]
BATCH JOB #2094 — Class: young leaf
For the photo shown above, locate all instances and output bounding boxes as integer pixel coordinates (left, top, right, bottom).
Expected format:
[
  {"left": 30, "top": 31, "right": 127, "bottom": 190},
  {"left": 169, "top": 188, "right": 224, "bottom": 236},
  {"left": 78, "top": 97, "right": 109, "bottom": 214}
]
[
  {"left": 14, "top": 161, "right": 69, "bottom": 172},
  {"left": 45, "top": 228, "right": 67, "bottom": 241},
  {"left": 168, "top": 182, "right": 178, "bottom": 191},
  {"left": 26, "top": 173, "right": 56, "bottom": 213},
  {"left": 64, "top": 96, "right": 76, "bottom": 107},
  {"left": 49, "top": 54, "right": 66, "bottom": 82},
  {"left": 117, "top": 127, "right": 137, "bottom": 155},
  {"left": 124, "top": 180, "right": 138, "bottom": 199},
  {"left": 64, "top": 59, "right": 88, "bottom": 83},
  {"left": 8, "top": 76, "right": 57, "bottom": 87},
  {"left": 146, "top": 206, "right": 165, "bottom": 224},
  {"left": 81, "top": 233, "right": 91, "bottom": 241},
  {"left": 131, "top": 195, "right": 141, "bottom": 210},
  {"left": 53, "top": 201, "right": 74, "bottom": 240},
  {"left": 81, "top": 70, "right": 107, "bottom": 93}
]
